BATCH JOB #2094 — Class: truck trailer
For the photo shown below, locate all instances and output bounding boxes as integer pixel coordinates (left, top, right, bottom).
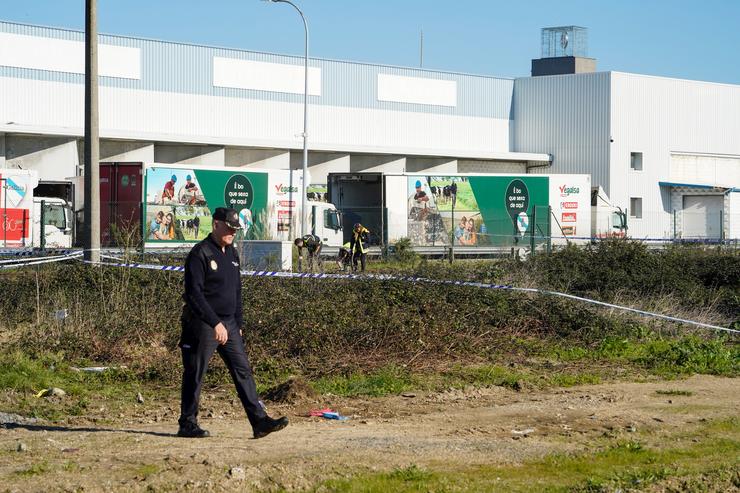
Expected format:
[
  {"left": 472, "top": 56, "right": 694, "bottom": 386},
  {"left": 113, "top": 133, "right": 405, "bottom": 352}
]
[
  {"left": 142, "top": 164, "right": 343, "bottom": 248},
  {"left": 327, "top": 172, "right": 626, "bottom": 250}
]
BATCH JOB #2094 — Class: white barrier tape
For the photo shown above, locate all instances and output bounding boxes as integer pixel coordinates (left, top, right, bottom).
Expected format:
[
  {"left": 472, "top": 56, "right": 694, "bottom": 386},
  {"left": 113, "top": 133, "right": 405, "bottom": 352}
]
[
  {"left": 0, "top": 249, "right": 76, "bottom": 259},
  {"left": 0, "top": 251, "right": 82, "bottom": 266},
  {"left": 75, "top": 258, "right": 738, "bottom": 334},
  {"left": 80, "top": 259, "right": 185, "bottom": 272},
  {"left": 0, "top": 252, "right": 83, "bottom": 269}
]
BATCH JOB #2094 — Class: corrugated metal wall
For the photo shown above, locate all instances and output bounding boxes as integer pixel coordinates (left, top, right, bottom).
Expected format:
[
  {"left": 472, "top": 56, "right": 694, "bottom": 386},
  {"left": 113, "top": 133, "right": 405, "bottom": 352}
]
[
  {"left": 512, "top": 72, "right": 611, "bottom": 190},
  {"left": 0, "top": 20, "right": 519, "bottom": 158},
  {"left": 0, "top": 20, "right": 513, "bottom": 120}
]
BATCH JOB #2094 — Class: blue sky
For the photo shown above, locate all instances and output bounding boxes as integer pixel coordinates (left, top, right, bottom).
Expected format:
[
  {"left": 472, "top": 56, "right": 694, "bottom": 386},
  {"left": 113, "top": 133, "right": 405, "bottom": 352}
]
[{"left": 3, "top": 0, "right": 739, "bottom": 83}]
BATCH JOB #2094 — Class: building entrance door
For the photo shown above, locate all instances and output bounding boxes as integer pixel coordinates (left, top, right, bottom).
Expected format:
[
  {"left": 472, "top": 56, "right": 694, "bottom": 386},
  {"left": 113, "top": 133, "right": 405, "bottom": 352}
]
[{"left": 682, "top": 195, "right": 722, "bottom": 239}]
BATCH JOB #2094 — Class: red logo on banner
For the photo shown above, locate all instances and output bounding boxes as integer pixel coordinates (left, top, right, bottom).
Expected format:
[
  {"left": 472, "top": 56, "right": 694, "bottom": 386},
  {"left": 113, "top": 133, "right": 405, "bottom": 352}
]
[
  {"left": 1, "top": 208, "right": 30, "bottom": 242},
  {"left": 561, "top": 225, "right": 576, "bottom": 236},
  {"left": 278, "top": 200, "right": 296, "bottom": 207},
  {"left": 561, "top": 202, "right": 578, "bottom": 209},
  {"left": 562, "top": 212, "right": 577, "bottom": 223}
]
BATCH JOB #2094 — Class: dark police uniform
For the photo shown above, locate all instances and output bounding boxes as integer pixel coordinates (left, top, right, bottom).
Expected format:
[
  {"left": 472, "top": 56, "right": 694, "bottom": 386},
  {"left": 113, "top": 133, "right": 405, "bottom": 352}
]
[{"left": 179, "top": 233, "right": 266, "bottom": 430}]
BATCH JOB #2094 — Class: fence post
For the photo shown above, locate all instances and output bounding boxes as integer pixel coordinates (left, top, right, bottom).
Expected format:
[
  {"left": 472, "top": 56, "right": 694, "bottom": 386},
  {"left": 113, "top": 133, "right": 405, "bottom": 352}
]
[
  {"left": 547, "top": 206, "right": 552, "bottom": 254},
  {"left": 530, "top": 207, "right": 536, "bottom": 255},
  {"left": 139, "top": 205, "right": 145, "bottom": 261},
  {"left": 40, "top": 200, "right": 46, "bottom": 253},
  {"left": 673, "top": 209, "right": 677, "bottom": 240}
]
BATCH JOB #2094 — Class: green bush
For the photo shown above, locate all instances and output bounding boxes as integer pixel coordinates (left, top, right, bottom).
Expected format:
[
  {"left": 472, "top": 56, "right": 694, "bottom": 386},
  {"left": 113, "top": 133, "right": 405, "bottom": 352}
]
[{"left": 0, "top": 241, "right": 736, "bottom": 384}]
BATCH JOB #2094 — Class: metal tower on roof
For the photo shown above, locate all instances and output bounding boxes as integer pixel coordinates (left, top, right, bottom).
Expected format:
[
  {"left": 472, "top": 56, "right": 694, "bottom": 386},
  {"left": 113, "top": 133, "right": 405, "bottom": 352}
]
[{"left": 541, "top": 26, "right": 588, "bottom": 59}]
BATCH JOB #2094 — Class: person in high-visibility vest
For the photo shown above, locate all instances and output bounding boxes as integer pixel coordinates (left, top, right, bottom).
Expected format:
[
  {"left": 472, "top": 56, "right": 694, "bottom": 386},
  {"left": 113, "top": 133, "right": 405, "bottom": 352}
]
[
  {"left": 336, "top": 241, "right": 352, "bottom": 271},
  {"left": 349, "top": 223, "right": 370, "bottom": 272}
]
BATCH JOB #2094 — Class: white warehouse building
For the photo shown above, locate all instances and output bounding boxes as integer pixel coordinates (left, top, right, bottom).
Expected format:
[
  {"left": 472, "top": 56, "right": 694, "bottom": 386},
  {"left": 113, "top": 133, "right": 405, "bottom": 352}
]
[{"left": 0, "top": 21, "right": 738, "bottom": 240}]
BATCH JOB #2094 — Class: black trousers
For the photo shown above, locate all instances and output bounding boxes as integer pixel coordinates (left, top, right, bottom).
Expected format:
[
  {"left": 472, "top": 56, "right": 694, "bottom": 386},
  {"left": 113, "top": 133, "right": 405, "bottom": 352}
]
[
  {"left": 179, "top": 316, "right": 266, "bottom": 428},
  {"left": 352, "top": 250, "right": 367, "bottom": 271}
]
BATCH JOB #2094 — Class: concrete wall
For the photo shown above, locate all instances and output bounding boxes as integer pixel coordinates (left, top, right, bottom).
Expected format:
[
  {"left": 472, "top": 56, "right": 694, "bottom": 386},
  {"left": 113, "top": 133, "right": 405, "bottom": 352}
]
[
  {"left": 4, "top": 134, "right": 79, "bottom": 180},
  {"left": 457, "top": 159, "right": 527, "bottom": 173},
  {"left": 405, "top": 157, "right": 457, "bottom": 174},
  {"left": 225, "top": 148, "right": 289, "bottom": 169},
  {"left": 729, "top": 192, "right": 740, "bottom": 240},
  {"left": 153, "top": 144, "right": 225, "bottom": 166},
  {"left": 349, "top": 155, "right": 406, "bottom": 173},
  {"left": 289, "top": 152, "right": 350, "bottom": 185},
  {"left": 100, "top": 141, "right": 154, "bottom": 163}
]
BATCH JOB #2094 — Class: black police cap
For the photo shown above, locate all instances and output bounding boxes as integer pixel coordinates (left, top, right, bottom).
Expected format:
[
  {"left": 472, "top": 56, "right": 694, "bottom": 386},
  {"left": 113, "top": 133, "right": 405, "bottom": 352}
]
[{"left": 212, "top": 207, "right": 242, "bottom": 229}]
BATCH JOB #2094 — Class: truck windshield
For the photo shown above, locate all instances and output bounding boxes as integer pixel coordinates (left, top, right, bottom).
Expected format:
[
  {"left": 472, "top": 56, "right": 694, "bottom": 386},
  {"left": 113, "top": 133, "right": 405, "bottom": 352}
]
[
  {"left": 324, "top": 209, "right": 341, "bottom": 230},
  {"left": 44, "top": 204, "right": 67, "bottom": 229},
  {"left": 612, "top": 212, "right": 625, "bottom": 229}
]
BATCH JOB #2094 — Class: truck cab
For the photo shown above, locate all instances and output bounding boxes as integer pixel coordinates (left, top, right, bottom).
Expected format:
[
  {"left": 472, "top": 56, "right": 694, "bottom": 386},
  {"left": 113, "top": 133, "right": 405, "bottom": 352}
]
[
  {"left": 308, "top": 200, "right": 343, "bottom": 247},
  {"left": 33, "top": 197, "right": 74, "bottom": 248},
  {"left": 591, "top": 187, "right": 627, "bottom": 238}
]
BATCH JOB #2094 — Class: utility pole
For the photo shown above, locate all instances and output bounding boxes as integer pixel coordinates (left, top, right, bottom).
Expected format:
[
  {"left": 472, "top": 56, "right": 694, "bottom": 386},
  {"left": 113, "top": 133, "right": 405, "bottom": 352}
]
[
  {"left": 419, "top": 29, "right": 424, "bottom": 68},
  {"left": 84, "top": 0, "right": 100, "bottom": 262}
]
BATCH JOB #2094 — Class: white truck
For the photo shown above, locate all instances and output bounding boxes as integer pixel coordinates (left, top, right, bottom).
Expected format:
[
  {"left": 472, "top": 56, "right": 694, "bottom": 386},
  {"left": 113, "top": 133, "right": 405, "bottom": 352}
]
[
  {"left": 591, "top": 186, "right": 628, "bottom": 239},
  {"left": 1, "top": 169, "right": 74, "bottom": 249}
]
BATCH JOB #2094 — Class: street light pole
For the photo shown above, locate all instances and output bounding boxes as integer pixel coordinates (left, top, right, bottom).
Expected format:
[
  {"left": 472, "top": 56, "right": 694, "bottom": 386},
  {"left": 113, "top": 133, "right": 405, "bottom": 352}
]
[{"left": 266, "top": 0, "right": 309, "bottom": 236}]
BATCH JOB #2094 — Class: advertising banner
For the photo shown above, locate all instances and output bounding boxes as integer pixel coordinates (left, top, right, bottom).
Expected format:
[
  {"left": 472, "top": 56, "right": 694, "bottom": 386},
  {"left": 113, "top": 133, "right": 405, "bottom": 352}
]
[
  {"left": 406, "top": 175, "right": 550, "bottom": 247},
  {"left": 1, "top": 170, "right": 36, "bottom": 247},
  {"left": 548, "top": 175, "right": 591, "bottom": 241},
  {"left": 144, "top": 167, "right": 268, "bottom": 244}
]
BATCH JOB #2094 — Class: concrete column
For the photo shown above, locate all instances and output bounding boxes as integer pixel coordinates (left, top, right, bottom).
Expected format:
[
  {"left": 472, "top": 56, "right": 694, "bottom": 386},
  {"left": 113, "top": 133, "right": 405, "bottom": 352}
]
[{"left": 0, "top": 133, "right": 5, "bottom": 168}]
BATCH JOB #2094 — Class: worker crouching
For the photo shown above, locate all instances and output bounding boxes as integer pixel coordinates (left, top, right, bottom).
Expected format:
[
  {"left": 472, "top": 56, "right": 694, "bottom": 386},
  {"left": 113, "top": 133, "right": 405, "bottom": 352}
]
[{"left": 294, "top": 234, "right": 323, "bottom": 272}]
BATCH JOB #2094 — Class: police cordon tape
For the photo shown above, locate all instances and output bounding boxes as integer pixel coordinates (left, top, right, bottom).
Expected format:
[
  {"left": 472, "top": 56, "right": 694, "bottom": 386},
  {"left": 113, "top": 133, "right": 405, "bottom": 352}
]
[
  {"left": 76, "top": 258, "right": 738, "bottom": 335},
  {"left": 0, "top": 251, "right": 83, "bottom": 269}
]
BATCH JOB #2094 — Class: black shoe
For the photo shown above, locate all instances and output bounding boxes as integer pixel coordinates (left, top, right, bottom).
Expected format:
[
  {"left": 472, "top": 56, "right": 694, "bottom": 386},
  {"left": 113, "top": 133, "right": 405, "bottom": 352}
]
[
  {"left": 177, "top": 424, "right": 210, "bottom": 438},
  {"left": 253, "top": 416, "right": 289, "bottom": 439}
]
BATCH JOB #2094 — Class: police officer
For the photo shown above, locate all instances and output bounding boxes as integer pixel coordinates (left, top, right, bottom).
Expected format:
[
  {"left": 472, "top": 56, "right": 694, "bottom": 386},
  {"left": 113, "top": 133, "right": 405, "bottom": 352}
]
[
  {"left": 178, "top": 207, "right": 288, "bottom": 439},
  {"left": 349, "top": 223, "right": 370, "bottom": 272},
  {"left": 293, "top": 234, "right": 323, "bottom": 272}
]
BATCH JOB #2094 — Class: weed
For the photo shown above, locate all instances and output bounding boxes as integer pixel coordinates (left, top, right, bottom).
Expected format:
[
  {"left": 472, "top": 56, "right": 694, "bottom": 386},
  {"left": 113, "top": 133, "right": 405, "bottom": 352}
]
[
  {"left": 656, "top": 389, "right": 694, "bottom": 396},
  {"left": 134, "top": 463, "right": 159, "bottom": 479},
  {"left": 387, "top": 464, "right": 431, "bottom": 482},
  {"left": 313, "top": 366, "right": 415, "bottom": 397},
  {"left": 14, "top": 461, "right": 50, "bottom": 477}
]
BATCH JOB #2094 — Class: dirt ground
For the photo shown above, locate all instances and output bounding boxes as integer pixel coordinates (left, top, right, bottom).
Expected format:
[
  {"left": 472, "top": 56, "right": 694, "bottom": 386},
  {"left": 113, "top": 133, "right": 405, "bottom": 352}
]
[{"left": 1, "top": 375, "right": 738, "bottom": 492}]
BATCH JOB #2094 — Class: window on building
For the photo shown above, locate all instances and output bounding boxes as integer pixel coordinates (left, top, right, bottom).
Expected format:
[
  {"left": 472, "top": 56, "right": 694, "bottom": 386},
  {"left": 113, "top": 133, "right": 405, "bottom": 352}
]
[
  {"left": 630, "top": 152, "right": 643, "bottom": 171},
  {"left": 630, "top": 198, "right": 643, "bottom": 219}
]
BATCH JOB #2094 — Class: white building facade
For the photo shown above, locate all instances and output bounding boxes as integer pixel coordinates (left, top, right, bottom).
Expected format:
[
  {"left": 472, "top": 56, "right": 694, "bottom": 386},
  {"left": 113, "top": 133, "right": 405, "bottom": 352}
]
[
  {"left": 1, "top": 21, "right": 738, "bottom": 240},
  {"left": 515, "top": 71, "right": 740, "bottom": 240}
]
